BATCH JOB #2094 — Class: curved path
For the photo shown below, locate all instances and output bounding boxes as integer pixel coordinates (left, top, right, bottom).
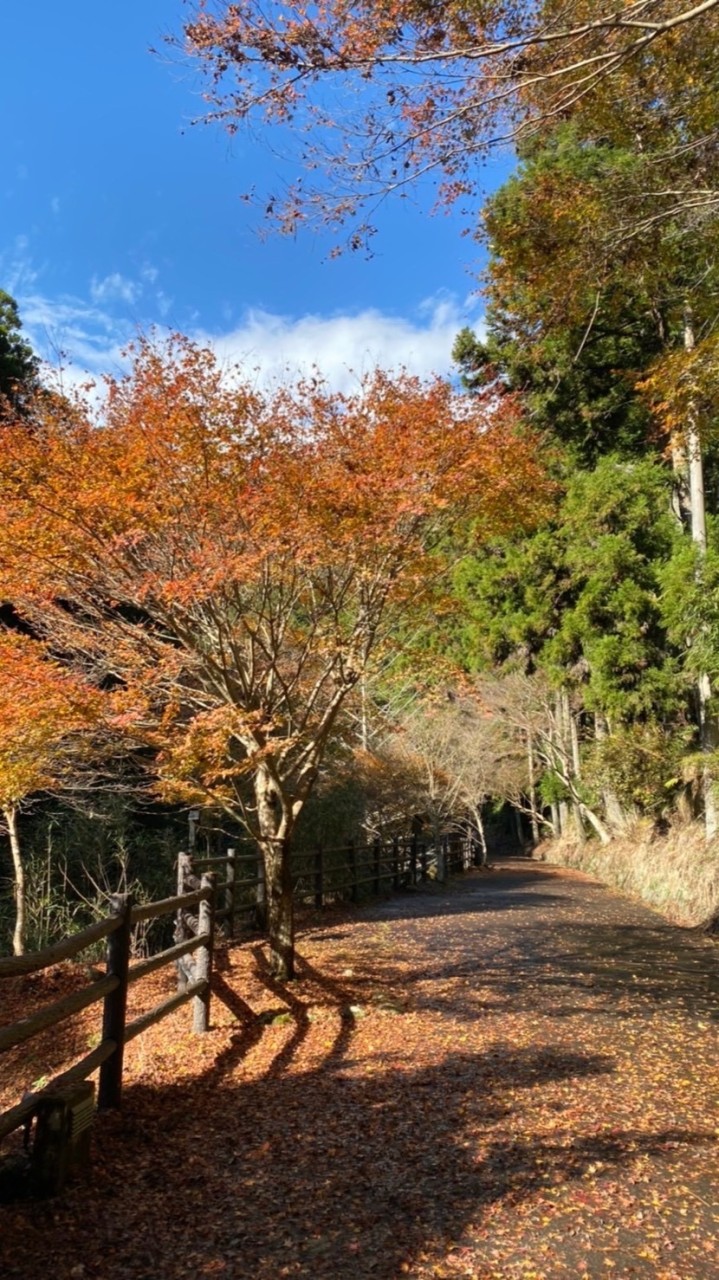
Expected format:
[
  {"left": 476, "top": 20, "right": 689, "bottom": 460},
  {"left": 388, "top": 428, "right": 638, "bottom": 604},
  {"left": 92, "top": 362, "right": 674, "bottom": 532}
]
[{"left": 2, "top": 858, "right": 719, "bottom": 1280}]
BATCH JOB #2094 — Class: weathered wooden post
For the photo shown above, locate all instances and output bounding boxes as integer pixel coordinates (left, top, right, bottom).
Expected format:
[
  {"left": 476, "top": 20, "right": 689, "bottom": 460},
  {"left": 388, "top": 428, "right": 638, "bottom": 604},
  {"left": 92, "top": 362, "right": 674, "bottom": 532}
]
[
  {"left": 373, "top": 837, "right": 381, "bottom": 896},
  {"left": 314, "top": 844, "right": 324, "bottom": 909},
  {"left": 225, "top": 847, "right": 236, "bottom": 938},
  {"left": 439, "top": 834, "right": 449, "bottom": 882},
  {"left": 348, "top": 839, "right": 358, "bottom": 903},
  {"left": 175, "top": 851, "right": 196, "bottom": 992},
  {"left": 98, "top": 894, "right": 133, "bottom": 1110},
  {"left": 193, "top": 873, "right": 216, "bottom": 1033},
  {"left": 188, "top": 807, "right": 200, "bottom": 853},
  {"left": 31, "top": 1081, "right": 96, "bottom": 1197}
]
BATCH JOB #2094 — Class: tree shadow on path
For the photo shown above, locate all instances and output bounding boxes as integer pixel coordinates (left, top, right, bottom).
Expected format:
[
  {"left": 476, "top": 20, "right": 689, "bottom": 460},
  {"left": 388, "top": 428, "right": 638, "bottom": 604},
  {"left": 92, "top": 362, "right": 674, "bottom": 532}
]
[{"left": 73, "top": 1041, "right": 714, "bottom": 1280}]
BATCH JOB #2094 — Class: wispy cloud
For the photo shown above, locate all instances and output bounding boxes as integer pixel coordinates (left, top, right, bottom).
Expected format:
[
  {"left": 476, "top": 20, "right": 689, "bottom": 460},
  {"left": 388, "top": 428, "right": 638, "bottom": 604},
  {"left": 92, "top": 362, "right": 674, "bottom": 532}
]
[
  {"left": 9, "top": 243, "right": 482, "bottom": 396},
  {"left": 90, "top": 272, "right": 142, "bottom": 306},
  {"left": 1, "top": 236, "right": 40, "bottom": 296}
]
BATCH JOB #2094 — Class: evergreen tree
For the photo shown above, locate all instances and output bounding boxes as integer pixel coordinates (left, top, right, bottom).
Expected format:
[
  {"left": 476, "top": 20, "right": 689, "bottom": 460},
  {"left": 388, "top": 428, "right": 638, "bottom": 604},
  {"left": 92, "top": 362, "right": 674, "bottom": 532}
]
[{"left": 0, "top": 290, "right": 39, "bottom": 414}]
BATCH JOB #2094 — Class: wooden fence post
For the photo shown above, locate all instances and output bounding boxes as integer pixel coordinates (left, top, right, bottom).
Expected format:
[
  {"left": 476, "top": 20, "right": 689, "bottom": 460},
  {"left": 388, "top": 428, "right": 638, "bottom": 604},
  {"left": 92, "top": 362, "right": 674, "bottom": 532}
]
[
  {"left": 373, "top": 837, "right": 381, "bottom": 896},
  {"left": 256, "top": 848, "right": 267, "bottom": 928},
  {"left": 98, "top": 894, "right": 133, "bottom": 1110},
  {"left": 314, "top": 844, "right": 324, "bottom": 909},
  {"left": 434, "top": 834, "right": 445, "bottom": 885},
  {"left": 193, "top": 873, "right": 216, "bottom": 1033},
  {"left": 348, "top": 839, "right": 358, "bottom": 903},
  {"left": 226, "top": 847, "right": 236, "bottom": 938},
  {"left": 175, "top": 851, "right": 194, "bottom": 992}
]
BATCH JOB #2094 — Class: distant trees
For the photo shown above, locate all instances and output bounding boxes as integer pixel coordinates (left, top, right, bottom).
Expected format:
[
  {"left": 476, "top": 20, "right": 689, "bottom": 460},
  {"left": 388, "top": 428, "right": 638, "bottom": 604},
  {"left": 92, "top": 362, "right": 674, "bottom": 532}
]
[{"left": 447, "top": 139, "right": 719, "bottom": 842}]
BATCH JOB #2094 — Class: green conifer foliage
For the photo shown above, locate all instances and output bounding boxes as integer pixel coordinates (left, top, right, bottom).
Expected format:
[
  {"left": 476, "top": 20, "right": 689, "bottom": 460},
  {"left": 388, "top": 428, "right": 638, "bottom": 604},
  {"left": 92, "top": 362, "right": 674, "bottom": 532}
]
[{"left": 0, "top": 290, "right": 39, "bottom": 413}]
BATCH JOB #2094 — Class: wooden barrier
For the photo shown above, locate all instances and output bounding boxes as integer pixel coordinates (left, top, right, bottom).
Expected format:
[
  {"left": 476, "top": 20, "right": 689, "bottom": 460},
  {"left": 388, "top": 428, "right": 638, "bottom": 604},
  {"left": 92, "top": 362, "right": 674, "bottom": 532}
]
[
  {"left": 0, "top": 876, "right": 217, "bottom": 1143},
  {"left": 0, "top": 827, "right": 472, "bottom": 1149}
]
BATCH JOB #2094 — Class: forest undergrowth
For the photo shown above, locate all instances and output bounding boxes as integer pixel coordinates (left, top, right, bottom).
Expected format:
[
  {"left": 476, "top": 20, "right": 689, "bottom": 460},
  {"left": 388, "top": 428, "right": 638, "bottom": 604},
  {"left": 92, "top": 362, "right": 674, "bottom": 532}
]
[{"left": 540, "top": 821, "right": 719, "bottom": 929}]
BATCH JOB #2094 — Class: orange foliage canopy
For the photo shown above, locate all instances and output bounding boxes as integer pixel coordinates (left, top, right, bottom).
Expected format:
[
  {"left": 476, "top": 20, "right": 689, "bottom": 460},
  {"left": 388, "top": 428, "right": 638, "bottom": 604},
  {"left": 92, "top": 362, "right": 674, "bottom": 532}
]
[
  {"left": 0, "top": 631, "right": 102, "bottom": 815},
  {"left": 0, "top": 336, "right": 548, "bottom": 969}
]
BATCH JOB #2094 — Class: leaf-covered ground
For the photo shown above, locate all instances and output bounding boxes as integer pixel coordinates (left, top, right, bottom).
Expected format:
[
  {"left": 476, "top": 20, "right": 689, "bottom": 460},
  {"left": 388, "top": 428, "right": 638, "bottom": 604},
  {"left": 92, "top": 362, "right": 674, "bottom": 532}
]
[{"left": 2, "top": 859, "right": 719, "bottom": 1279}]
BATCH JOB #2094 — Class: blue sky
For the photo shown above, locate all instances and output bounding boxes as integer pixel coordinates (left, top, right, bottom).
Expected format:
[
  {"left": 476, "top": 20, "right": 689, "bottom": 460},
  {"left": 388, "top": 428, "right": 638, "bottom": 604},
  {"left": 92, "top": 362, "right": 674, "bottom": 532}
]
[{"left": 2, "top": 2, "right": 512, "bottom": 389}]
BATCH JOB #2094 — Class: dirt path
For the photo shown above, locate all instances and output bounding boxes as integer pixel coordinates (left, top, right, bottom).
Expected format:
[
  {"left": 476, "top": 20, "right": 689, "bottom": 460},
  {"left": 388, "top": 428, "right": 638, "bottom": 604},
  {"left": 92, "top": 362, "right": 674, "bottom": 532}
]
[{"left": 2, "top": 859, "right": 719, "bottom": 1280}]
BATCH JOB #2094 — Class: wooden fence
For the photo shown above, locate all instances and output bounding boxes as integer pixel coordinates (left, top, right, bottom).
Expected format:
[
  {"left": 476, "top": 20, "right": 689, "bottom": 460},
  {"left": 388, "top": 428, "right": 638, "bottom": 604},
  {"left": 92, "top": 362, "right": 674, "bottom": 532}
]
[
  {"left": 188, "top": 830, "right": 478, "bottom": 925},
  {"left": 0, "top": 872, "right": 220, "bottom": 1146},
  {"left": 0, "top": 828, "right": 478, "bottom": 1150}
]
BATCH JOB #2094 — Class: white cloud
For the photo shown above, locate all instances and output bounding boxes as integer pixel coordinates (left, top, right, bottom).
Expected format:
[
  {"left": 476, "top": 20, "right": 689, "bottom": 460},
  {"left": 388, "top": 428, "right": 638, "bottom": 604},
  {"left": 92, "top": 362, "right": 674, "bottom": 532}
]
[
  {"left": 197, "top": 296, "right": 482, "bottom": 391},
  {"left": 90, "top": 272, "right": 142, "bottom": 306},
  {"left": 12, "top": 262, "right": 484, "bottom": 398},
  {"left": 17, "top": 292, "right": 133, "bottom": 400},
  {"left": 155, "top": 290, "right": 173, "bottom": 318},
  {"left": 0, "top": 237, "right": 39, "bottom": 296}
]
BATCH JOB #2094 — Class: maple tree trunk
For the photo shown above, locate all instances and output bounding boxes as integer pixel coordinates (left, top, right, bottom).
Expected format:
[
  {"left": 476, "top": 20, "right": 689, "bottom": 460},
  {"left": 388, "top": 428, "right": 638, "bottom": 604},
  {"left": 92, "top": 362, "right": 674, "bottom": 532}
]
[
  {"left": 5, "top": 806, "right": 24, "bottom": 956},
  {"left": 255, "top": 768, "right": 295, "bottom": 980},
  {"left": 262, "top": 837, "right": 295, "bottom": 980}
]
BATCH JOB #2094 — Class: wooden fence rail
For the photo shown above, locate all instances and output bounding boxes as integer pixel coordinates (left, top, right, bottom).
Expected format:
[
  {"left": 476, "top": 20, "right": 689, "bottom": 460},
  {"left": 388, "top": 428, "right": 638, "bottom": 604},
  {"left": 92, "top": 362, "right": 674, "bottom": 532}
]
[
  {"left": 1, "top": 829, "right": 479, "bottom": 1148},
  {"left": 0, "top": 874, "right": 217, "bottom": 1144}
]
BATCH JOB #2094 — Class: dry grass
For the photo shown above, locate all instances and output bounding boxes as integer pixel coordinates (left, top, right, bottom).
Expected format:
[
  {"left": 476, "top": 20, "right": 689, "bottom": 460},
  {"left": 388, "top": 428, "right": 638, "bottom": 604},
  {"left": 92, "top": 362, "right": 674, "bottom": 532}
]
[{"left": 538, "top": 819, "right": 719, "bottom": 927}]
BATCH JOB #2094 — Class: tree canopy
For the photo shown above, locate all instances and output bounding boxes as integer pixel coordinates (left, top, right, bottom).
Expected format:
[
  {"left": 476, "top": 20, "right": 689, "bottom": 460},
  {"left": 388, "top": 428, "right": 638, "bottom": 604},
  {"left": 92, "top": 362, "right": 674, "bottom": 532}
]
[
  {"left": 180, "top": 0, "right": 719, "bottom": 249},
  {"left": 0, "top": 336, "right": 547, "bottom": 974}
]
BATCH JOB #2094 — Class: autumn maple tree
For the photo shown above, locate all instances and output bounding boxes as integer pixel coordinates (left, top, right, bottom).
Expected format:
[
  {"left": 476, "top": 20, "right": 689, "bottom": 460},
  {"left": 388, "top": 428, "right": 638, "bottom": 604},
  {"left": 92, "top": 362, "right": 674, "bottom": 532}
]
[
  {"left": 0, "top": 631, "right": 102, "bottom": 955},
  {"left": 178, "top": 0, "right": 719, "bottom": 250},
  {"left": 0, "top": 336, "right": 547, "bottom": 977}
]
